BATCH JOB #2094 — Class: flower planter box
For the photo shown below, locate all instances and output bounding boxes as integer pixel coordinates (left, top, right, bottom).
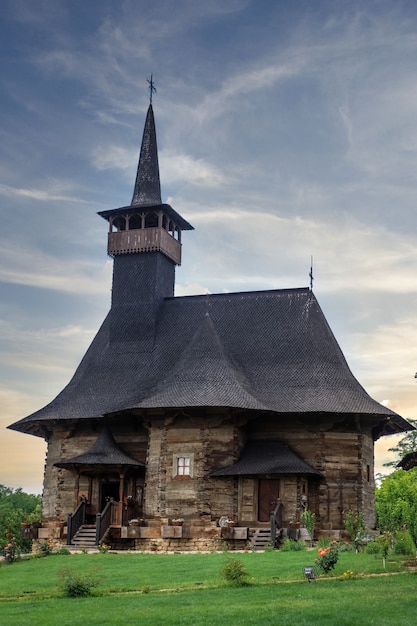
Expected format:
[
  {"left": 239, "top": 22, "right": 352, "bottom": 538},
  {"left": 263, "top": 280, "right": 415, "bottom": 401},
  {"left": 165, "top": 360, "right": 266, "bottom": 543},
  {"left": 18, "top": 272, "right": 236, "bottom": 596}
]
[
  {"left": 121, "top": 526, "right": 159, "bottom": 539},
  {"left": 161, "top": 525, "right": 183, "bottom": 539},
  {"left": 220, "top": 526, "right": 248, "bottom": 540}
]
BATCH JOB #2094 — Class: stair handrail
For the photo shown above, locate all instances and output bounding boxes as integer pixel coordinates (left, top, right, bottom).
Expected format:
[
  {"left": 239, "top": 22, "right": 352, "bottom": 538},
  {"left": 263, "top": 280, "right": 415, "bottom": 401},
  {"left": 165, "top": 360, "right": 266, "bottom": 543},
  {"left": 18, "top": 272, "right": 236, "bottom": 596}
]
[
  {"left": 96, "top": 498, "right": 113, "bottom": 545},
  {"left": 270, "top": 499, "right": 282, "bottom": 548},
  {"left": 67, "top": 500, "right": 86, "bottom": 545}
]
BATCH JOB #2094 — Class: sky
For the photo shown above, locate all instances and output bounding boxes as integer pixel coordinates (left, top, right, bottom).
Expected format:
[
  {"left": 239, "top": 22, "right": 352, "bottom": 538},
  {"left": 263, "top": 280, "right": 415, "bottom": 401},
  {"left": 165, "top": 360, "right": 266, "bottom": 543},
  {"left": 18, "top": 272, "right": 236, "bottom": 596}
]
[{"left": 1, "top": 0, "right": 417, "bottom": 495}]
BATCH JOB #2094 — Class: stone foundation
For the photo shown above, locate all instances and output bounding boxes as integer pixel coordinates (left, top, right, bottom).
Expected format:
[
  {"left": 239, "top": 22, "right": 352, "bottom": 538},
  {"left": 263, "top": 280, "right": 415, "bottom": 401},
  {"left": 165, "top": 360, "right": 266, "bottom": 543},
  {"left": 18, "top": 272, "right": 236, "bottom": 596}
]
[{"left": 33, "top": 518, "right": 349, "bottom": 552}]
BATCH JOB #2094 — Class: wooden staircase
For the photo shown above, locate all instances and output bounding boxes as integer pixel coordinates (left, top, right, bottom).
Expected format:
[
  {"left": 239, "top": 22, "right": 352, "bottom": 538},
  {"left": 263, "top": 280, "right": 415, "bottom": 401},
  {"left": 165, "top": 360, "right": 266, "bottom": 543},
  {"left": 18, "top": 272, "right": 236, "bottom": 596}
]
[
  {"left": 251, "top": 528, "right": 272, "bottom": 550},
  {"left": 70, "top": 524, "right": 97, "bottom": 550}
]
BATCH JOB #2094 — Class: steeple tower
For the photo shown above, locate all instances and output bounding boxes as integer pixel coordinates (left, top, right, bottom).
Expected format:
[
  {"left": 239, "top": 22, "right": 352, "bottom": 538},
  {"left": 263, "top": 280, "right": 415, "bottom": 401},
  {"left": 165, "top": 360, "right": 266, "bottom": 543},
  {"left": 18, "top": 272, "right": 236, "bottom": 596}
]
[
  {"left": 98, "top": 91, "right": 193, "bottom": 342},
  {"left": 98, "top": 101, "right": 193, "bottom": 266},
  {"left": 131, "top": 103, "right": 161, "bottom": 208}
]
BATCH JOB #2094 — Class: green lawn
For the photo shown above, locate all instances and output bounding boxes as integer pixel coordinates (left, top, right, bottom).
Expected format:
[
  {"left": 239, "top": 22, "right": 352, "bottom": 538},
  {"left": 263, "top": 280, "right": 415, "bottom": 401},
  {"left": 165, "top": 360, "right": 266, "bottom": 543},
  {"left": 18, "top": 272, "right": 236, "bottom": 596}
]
[{"left": 0, "top": 551, "right": 415, "bottom": 625}]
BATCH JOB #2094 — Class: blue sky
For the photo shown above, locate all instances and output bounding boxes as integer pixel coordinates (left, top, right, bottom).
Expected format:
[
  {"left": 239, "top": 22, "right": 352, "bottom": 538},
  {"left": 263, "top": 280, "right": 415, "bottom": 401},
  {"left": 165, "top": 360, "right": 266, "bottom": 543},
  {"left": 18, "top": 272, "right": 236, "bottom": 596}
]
[{"left": 1, "top": 0, "right": 417, "bottom": 493}]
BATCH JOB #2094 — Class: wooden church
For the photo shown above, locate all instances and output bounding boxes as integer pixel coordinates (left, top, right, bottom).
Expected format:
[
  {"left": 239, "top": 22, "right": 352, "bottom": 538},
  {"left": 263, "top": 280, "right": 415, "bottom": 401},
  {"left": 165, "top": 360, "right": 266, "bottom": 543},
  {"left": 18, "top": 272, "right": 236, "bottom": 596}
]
[{"left": 9, "top": 96, "right": 411, "bottom": 551}]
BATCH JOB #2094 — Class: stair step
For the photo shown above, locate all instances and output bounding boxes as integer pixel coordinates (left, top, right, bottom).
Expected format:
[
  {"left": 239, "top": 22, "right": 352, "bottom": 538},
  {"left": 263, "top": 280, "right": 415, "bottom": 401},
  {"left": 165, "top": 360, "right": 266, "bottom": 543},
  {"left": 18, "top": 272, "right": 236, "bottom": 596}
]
[
  {"left": 71, "top": 524, "right": 98, "bottom": 547},
  {"left": 250, "top": 527, "right": 283, "bottom": 550}
]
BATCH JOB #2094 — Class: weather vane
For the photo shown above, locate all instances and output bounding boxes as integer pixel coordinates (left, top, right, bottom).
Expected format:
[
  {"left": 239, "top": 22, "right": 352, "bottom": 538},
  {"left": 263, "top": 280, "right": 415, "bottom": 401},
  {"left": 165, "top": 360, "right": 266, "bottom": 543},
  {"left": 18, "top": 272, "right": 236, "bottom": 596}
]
[
  {"left": 309, "top": 256, "right": 314, "bottom": 290},
  {"left": 147, "top": 74, "right": 156, "bottom": 104}
]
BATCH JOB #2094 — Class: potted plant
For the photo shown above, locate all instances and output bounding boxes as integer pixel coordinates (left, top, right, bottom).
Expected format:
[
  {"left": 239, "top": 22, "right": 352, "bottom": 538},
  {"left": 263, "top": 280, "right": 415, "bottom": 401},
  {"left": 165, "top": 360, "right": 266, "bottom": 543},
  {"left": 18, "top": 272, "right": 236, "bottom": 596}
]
[
  {"left": 171, "top": 517, "right": 184, "bottom": 526},
  {"left": 289, "top": 516, "right": 301, "bottom": 528},
  {"left": 226, "top": 515, "right": 236, "bottom": 527},
  {"left": 128, "top": 518, "right": 144, "bottom": 526}
]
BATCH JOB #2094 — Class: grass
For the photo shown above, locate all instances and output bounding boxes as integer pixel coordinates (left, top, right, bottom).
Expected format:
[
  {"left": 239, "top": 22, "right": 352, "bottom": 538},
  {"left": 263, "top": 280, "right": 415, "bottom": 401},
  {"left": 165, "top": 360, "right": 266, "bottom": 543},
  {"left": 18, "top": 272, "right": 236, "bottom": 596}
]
[{"left": 0, "top": 550, "right": 415, "bottom": 625}]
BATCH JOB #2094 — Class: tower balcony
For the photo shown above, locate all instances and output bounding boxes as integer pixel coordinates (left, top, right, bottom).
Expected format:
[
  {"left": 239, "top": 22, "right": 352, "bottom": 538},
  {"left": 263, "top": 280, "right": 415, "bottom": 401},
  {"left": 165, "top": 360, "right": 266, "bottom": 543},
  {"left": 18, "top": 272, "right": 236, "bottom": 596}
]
[{"left": 108, "top": 226, "right": 182, "bottom": 265}]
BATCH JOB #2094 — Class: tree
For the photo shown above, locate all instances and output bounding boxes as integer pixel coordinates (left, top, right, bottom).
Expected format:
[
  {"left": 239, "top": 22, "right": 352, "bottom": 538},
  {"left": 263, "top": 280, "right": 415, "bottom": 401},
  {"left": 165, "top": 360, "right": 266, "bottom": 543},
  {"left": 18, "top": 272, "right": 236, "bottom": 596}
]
[
  {"left": 375, "top": 467, "right": 417, "bottom": 545},
  {"left": 383, "top": 419, "right": 417, "bottom": 467},
  {"left": 0, "top": 484, "right": 41, "bottom": 553}
]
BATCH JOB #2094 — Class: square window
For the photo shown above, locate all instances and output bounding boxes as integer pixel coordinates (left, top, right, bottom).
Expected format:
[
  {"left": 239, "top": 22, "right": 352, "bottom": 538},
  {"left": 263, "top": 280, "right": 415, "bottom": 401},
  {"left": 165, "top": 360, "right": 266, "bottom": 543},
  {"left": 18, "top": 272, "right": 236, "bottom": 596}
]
[
  {"left": 172, "top": 453, "right": 194, "bottom": 478},
  {"left": 177, "top": 457, "right": 191, "bottom": 475}
]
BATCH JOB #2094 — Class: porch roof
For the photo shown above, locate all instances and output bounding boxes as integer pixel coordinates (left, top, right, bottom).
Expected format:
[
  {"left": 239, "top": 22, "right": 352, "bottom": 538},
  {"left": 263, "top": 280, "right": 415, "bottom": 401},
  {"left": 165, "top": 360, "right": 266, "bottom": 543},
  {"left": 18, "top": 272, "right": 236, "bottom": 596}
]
[
  {"left": 211, "top": 441, "right": 323, "bottom": 477},
  {"left": 397, "top": 451, "right": 417, "bottom": 471},
  {"left": 54, "top": 425, "right": 144, "bottom": 471}
]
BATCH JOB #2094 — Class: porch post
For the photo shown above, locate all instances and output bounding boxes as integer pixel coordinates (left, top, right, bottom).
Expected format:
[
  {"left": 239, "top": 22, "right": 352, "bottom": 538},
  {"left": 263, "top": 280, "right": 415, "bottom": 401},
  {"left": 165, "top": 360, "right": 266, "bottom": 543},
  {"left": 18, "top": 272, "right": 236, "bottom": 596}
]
[
  {"left": 73, "top": 472, "right": 80, "bottom": 509},
  {"left": 117, "top": 472, "right": 125, "bottom": 525}
]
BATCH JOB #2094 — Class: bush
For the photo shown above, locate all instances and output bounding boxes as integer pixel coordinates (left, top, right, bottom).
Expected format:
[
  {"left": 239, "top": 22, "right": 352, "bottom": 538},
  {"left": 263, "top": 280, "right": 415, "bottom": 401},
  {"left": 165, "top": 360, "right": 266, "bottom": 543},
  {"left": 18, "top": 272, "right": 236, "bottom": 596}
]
[
  {"left": 280, "top": 538, "right": 306, "bottom": 551},
  {"left": 55, "top": 547, "right": 71, "bottom": 555},
  {"left": 58, "top": 566, "right": 104, "bottom": 598},
  {"left": 301, "top": 509, "right": 316, "bottom": 542},
  {"left": 37, "top": 542, "right": 53, "bottom": 557},
  {"left": 393, "top": 530, "right": 416, "bottom": 556},
  {"left": 315, "top": 542, "right": 339, "bottom": 574},
  {"left": 98, "top": 542, "right": 110, "bottom": 553},
  {"left": 376, "top": 468, "right": 417, "bottom": 545},
  {"left": 317, "top": 536, "right": 334, "bottom": 548},
  {"left": 366, "top": 541, "right": 380, "bottom": 554},
  {"left": 220, "top": 558, "right": 249, "bottom": 587},
  {"left": 0, "top": 537, "right": 20, "bottom": 564},
  {"left": 344, "top": 510, "right": 364, "bottom": 548}
]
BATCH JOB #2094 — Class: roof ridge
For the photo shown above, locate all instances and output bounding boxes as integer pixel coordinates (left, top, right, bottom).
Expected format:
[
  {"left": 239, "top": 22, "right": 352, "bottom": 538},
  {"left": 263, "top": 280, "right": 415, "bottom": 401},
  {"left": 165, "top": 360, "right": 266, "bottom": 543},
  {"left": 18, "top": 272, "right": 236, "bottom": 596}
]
[
  {"left": 167, "top": 286, "right": 312, "bottom": 302},
  {"left": 122, "top": 310, "right": 267, "bottom": 411}
]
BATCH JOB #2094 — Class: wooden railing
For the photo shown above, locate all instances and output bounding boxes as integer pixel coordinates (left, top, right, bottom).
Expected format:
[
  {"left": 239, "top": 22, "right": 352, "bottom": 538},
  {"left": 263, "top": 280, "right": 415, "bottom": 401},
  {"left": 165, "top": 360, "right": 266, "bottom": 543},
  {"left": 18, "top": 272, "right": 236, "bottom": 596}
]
[
  {"left": 270, "top": 500, "right": 282, "bottom": 548},
  {"left": 67, "top": 500, "right": 86, "bottom": 545},
  {"left": 108, "top": 227, "right": 181, "bottom": 264},
  {"left": 96, "top": 499, "right": 113, "bottom": 545}
]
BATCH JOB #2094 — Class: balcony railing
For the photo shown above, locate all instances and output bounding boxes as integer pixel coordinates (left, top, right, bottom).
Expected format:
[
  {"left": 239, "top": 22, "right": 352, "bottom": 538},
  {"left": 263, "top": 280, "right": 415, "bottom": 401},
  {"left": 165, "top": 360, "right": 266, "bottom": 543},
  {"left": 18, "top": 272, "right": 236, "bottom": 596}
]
[{"left": 108, "top": 227, "right": 181, "bottom": 264}]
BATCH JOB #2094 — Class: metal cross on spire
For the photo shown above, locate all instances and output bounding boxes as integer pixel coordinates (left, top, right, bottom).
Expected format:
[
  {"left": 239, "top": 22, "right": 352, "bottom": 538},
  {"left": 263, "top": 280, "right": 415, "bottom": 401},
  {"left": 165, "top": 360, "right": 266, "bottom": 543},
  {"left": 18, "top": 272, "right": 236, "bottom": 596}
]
[
  {"left": 147, "top": 74, "right": 156, "bottom": 104},
  {"left": 309, "top": 256, "right": 314, "bottom": 290}
]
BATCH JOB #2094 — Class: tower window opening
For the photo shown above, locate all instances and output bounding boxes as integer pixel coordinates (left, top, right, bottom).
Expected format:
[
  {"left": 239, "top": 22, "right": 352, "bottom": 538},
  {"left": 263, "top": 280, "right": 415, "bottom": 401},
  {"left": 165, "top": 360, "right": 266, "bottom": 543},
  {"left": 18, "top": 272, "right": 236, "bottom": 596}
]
[
  {"left": 144, "top": 212, "right": 158, "bottom": 228},
  {"left": 113, "top": 216, "right": 127, "bottom": 232},
  {"left": 129, "top": 214, "right": 143, "bottom": 230}
]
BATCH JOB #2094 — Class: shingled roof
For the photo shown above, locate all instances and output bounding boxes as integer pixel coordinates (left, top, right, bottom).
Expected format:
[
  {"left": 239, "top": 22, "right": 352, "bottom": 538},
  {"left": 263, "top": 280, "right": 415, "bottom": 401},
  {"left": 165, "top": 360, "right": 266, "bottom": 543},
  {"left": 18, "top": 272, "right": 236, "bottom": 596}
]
[
  {"left": 131, "top": 103, "right": 161, "bottom": 208},
  {"left": 8, "top": 287, "right": 410, "bottom": 437},
  {"left": 54, "top": 424, "right": 144, "bottom": 471},
  {"left": 7, "top": 100, "right": 412, "bottom": 441},
  {"left": 397, "top": 451, "right": 417, "bottom": 471},
  {"left": 212, "top": 441, "right": 323, "bottom": 476}
]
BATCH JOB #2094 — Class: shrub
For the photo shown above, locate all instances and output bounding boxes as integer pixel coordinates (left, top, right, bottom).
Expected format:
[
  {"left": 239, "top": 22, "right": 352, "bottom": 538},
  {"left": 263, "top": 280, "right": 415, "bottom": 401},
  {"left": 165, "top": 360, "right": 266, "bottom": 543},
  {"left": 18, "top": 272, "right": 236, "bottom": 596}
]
[
  {"left": 1, "top": 537, "right": 20, "bottom": 564},
  {"left": 393, "top": 530, "right": 416, "bottom": 555},
  {"left": 98, "top": 542, "right": 110, "bottom": 553},
  {"left": 37, "top": 542, "right": 53, "bottom": 557},
  {"left": 317, "top": 536, "right": 334, "bottom": 548},
  {"left": 315, "top": 542, "right": 339, "bottom": 574},
  {"left": 220, "top": 558, "right": 249, "bottom": 586},
  {"left": 58, "top": 566, "right": 104, "bottom": 598},
  {"left": 366, "top": 541, "right": 380, "bottom": 554},
  {"left": 378, "top": 531, "right": 394, "bottom": 568},
  {"left": 301, "top": 509, "right": 316, "bottom": 542},
  {"left": 344, "top": 510, "right": 364, "bottom": 548},
  {"left": 280, "top": 538, "right": 306, "bottom": 551},
  {"left": 338, "top": 542, "right": 354, "bottom": 553},
  {"left": 55, "top": 547, "right": 71, "bottom": 555}
]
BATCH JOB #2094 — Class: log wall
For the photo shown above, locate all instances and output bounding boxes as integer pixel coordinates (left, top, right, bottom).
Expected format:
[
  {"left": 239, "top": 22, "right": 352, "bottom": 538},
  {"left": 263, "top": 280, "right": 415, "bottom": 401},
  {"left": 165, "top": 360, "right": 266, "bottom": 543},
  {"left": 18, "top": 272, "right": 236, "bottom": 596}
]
[{"left": 41, "top": 410, "right": 376, "bottom": 538}]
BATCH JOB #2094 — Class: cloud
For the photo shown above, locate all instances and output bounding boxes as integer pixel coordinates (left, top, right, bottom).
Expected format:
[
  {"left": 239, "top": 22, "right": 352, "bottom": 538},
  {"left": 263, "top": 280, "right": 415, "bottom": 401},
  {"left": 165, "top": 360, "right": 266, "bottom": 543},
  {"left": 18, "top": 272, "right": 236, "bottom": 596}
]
[
  {"left": 0, "top": 242, "right": 112, "bottom": 295},
  {"left": 0, "top": 182, "right": 92, "bottom": 204},
  {"left": 185, "top": 207, "right": 417, "bottom": 294}
]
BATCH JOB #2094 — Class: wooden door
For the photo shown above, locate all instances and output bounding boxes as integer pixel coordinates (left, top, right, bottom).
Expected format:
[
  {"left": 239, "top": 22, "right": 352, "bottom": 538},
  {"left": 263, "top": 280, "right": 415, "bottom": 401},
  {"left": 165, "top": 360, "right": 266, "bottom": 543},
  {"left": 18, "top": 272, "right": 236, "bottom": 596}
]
[{"left": 258, "top": 479, "right": 280, "bottom": 522}]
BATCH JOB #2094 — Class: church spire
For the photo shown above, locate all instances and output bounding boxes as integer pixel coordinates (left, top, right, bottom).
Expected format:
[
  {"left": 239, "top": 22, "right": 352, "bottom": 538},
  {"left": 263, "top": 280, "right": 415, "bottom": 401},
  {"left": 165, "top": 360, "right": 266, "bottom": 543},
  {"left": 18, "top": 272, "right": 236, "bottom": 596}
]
[{"left": 131, "top": 103, "right": 162, "bottom": 207}]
